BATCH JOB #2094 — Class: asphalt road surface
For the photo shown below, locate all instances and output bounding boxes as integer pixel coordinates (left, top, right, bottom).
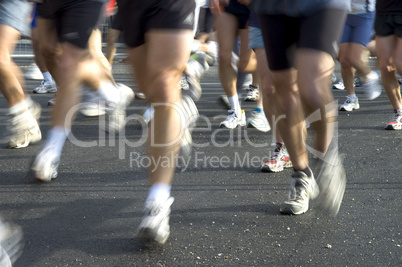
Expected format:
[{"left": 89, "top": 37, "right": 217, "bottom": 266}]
[{"left": 0, "top": 60, "right": 401, "bottom": 266}]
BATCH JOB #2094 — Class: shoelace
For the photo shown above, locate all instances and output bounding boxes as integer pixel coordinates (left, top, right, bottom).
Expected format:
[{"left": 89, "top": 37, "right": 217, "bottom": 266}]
[
  {"left": 390, "top": 112, "right": 402, "bottom": 122},
  {"left": 266, "top": 145, "right": 281, "bottom": 162},
  {"left": 288, "top": 178, "right": 310, "bottom": 202},
  {"left": 247, "top": 86, "right": 258, "bottom": 96},
  {"left": 225, "top": 110, "right": 238, "bottom": 122}
]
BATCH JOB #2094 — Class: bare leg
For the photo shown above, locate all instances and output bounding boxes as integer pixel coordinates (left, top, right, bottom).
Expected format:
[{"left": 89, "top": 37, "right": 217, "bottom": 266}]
[
  {"left": 0, "top": 25, "right": 26, "bottom": 107},
  {"left": 297, "top": 48, "right": 336, "bottom": 155},
  {"left": 215, "top": 12, "right": 238, "bottom": 98},
  {"left": 376, "top": 35, "right": 402, "bottom": 110},
  {"left": 106, "top": 28, "right": 121, "bottom": 65},
  {"left": 130, "top": 29, "right": 193, "bottom": 186}
]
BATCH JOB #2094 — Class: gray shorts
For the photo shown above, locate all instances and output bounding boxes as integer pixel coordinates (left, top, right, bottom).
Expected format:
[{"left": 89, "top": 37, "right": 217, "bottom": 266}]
[
  {"left": 0, "top": 0, "right": 32, "bottom": 37},
  {"left": 248, "top": 26, "right": 264, "bottom": 50}
]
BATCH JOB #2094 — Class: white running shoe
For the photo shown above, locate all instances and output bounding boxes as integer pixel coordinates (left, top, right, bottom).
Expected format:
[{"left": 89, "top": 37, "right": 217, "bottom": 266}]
[
  {"left": 244, "top": 84, "right": 259, "bottom": 101},
  {"left": 6, "top": 110, "right": 42, "bottom": 149},
  {"left": 142, "top": 105, "right": 154, "bottom": 124},
  {"left": 32, "top": 146, "right": 60, "bottom": 182},
  {"left": 180, "top": 95, "right": 199, "bottom": 158},
  {"left": 181, "top": 51, "right": 208, "bottom": 101},
  {"left": 135, "top": 92, "right": 146, "bottom": 100},
  {"left": 24, "top": 63, "right": 43, "bottom": 80},
  {"left": 0, "top": 219, "right": 24, "bottom": 266},
  {"left": 80, "top": 86, "right": 106, "bottom": 117},
  {"left": 47, "top": 98, "right": 56, "bottom": 106},
  {"left": 339, "top": 96, "right": 360, "bottom": 111},
  {"left": 331, "top": 73, "right": 337, "bottom": 83},
  {"left": 362, "top": 71, "right": 382, "bottom": 100},
  {"left": 247, "top": 108, "right": 270, "bottom": 132},
  {"left": 332, "top": 80, "right": 345, "bottom": 90},
  {"left": 219, "top": 110, "right": 246, "bottom": 129},
  {"left": 105, "top": 83, "right": 134, "bottom": 132},
  {"left": 136, "top": 197, "right": 174, "bottom": 245},
  {"left": 33, "top": 80, "right": 57, "bottom": 94},
  {"left": 261, "top": 143, "right": 292, "bottom": 173},
  {"left": 385, "top": 110, "right": 402, "bottom": 130},
  {"left": 316, "top": 154, "right": 346, "bottom": 216},
  {"left": 280, "top": 169, "right": 319, "bottom": 215}
]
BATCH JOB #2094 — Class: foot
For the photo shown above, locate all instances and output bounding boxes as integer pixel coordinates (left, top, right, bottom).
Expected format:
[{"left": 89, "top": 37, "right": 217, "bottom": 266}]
[
  {"left": 315, "top": 154, "right": 346, "bottom": 216},
  {"left": 385, "top": 110, "right": 402, "bottom": 130},
  {"left": 180, "top": 95, "right": 199, "bottom": 158},
  {"left": 362, "top": 71, "right": 381, "bottom": 100},
  {"left": 339, "top": 96, "right": 360, "bottom": 112},
  {"left": 332, "top": 79, "right": 345, "bottom": 90},
  {"left": 0, "top": 219, "right": 24, "bottom": 266},
  {"left": 244, "top": 84, "right": 259, "bottom": 101},
  {"left": 247, "top": 108, "right": 270, "bottom": 132},
  {"left": 280, "top": 168, "right": 319, "bottom": 215},
  {"left": 136, "top": 197, "right": 174, "bottom": 245},
  {"left": 219, "top": 110, "right": 246, "bottom": 129},
  {"left": 261, "top": 143, "right": 292, "bottom": 173},
  {"left": 32, "top": 146, "right": 60, "bottom": 182},
  {"left": 105, "top": 83, "right": 135, "bottom": 132},
  {"left": 33, "top": 80, "right": 57, "bottom": 94},
  {"left": 6, "top": 109, "right": 41, "bottom": 149},
  {"left": 80, "top": 86, "right": 106, "bottom": 117}
]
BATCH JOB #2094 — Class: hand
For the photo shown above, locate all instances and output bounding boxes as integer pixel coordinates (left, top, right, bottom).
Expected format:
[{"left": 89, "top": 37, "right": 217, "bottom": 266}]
[{"left": 210, "top": 0, "right": 229, "bottom": 16}]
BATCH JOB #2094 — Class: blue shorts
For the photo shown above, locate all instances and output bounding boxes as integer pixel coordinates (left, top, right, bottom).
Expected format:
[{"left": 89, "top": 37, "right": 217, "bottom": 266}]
[
  {"left": 340, "top": 12, "right": 375, "bottom": 47},
  {"left": 248, "top": 26, "right": 264, "bottom": 50},
  {"left": 31, "top": 3, "right": 38, "bottom": 28},
  {"left": 0, "top": 0, "right": 32, "bottom": 37}
]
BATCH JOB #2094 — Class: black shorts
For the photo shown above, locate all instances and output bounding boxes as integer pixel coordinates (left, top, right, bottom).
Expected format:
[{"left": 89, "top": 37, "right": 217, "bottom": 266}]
[
  {"left": 111, "top": 9, "right": 123, "bottom": 31},
  {"left": 259, "top": 9, "right": 346, "bottom": 70},
  {"left": 224, "top": 0, "right": 250, "bottom": 29},
  {"left": 119, "top": 0, "right": 195, "bottom": 48},
  {"left": 375, "top": 14, "right": 402, "bottom": 38},
  {"left": 197, "top": 7, "right": 214, "bottom": 35},
  {"left": 37, "top": 0, "right": 105, "bottom": 49}
]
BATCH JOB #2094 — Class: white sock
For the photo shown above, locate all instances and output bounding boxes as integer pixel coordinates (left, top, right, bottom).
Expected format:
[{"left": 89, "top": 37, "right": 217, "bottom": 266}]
[
  {"left": 97, "top": 82, "right": 119, "bottom": 105},
  {"left": 228, "top": 94, "right": 241, "bottom": 115},
  {"left": 45, "top": 126, "right": 70, "bottom": 157},
  {"left": 146, "top": 183, "right": 171, "bottom": 202},
  {"left": 43, "top": 72, "right": 53, "bottom": 83},
  {"left": 348, "top": 94, "right": 357, "bottom": 100},
  {"left": 25, "top": 96, "right": 34, "bottom": 109},
  {"left": 8, "top": 100, "right": 28, "bottom": 115}
]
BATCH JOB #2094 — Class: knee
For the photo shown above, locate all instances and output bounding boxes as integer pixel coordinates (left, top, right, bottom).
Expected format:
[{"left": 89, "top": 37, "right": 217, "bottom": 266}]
[
  {"left": 262, "top": 83, "right": 275, "bottom": 101},
  {"left": 0, "top": 54, "right": 10, "bottom": 73},
  {"left": 339, "top": 55, "right": 352, "bottom": 69},
  {"left": 148, "top": 72, "right": 181, "bottom": 104},
  {"left": 218, "top": 49, "right": 233, "bottom": 66},
  {"left": 39, "top": 41, "right": 61, "bottom": 61},
  {"left": 378, "top": 60, "right": 395, "bottom": 75}
]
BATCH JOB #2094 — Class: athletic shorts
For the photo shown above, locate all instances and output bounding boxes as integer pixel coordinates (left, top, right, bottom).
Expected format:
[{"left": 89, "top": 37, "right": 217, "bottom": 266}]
[
  {"left": 259, "top": 9, "right": 346, "bottom": 71},
  {"left": 119, "top": 0, "right": 195, "bottom": 48},
  {"left": 375, "top": 14, "right": 402, "bottom": 38},
  {"left": 197, "top": 7, "right": 214, "bottom": 34},
  {"left": 111, "top": 9, "right": 123, "bottom": 31},
  {"left": 31, "top": 3, "right": 38, "bottom": 28},
  {"left": 248, "top": 26, "right": 264, "bottom": 50},
  {"left": 340, "top": 12, "right": 375, "bottom": 46},
  {"left": 37, "top": 0, "right": 105, "bottom": 49},
  {"left": 224, "top": 0, "right": 250, "bottom": 29},
  {"left": 0, "top": 0, "right": 32, "bottom": 37}
]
